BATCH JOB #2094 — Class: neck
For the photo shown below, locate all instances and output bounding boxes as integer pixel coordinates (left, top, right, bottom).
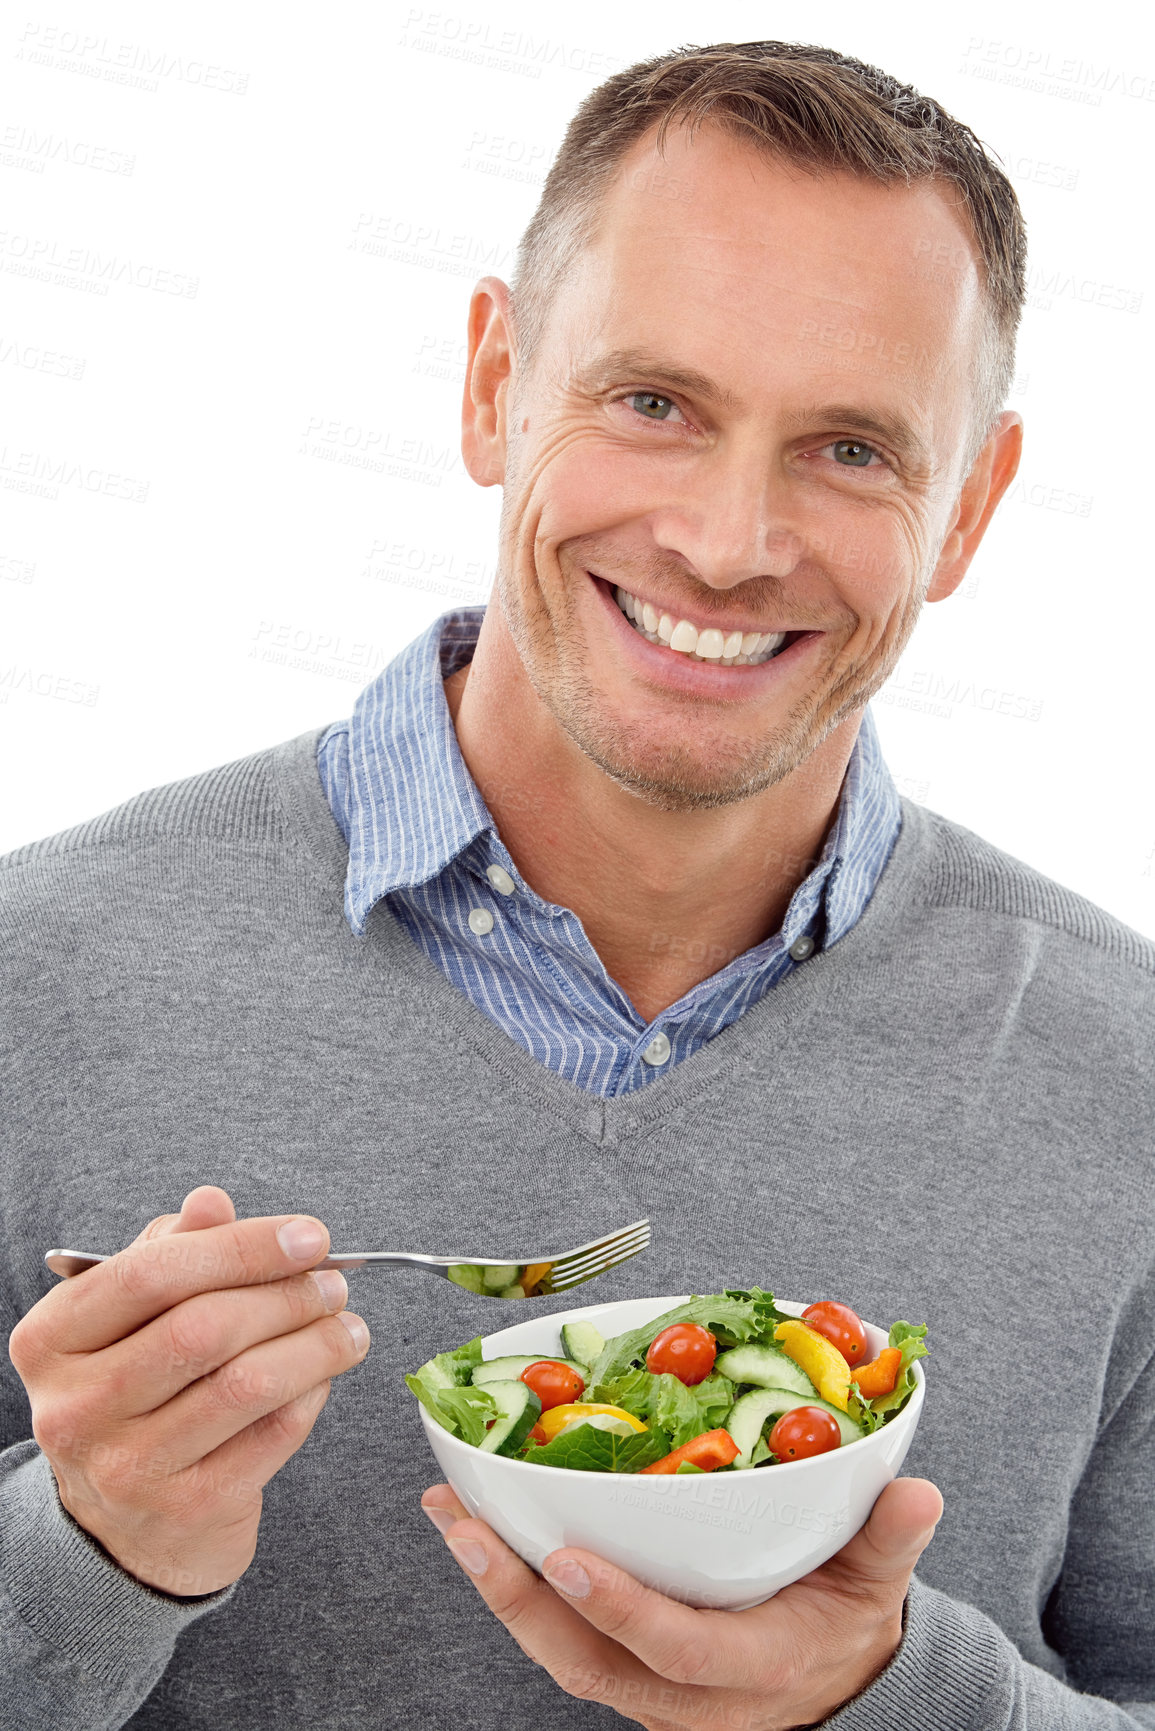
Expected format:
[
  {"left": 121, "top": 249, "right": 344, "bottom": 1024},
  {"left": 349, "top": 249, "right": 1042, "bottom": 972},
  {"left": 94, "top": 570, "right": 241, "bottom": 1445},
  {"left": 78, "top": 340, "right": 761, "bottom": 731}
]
[{"left": 443, "top": 621, "right": 861, "bottom": 1024}]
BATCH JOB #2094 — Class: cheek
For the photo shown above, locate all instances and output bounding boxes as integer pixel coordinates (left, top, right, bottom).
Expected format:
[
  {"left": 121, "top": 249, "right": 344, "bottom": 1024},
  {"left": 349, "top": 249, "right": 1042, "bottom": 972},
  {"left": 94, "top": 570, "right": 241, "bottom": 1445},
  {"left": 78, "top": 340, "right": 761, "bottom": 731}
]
[
  {"left": 830, "top": 504, "right": 931, "bottom": 624},
  {"left": 514, "top": 430, "right": 663, "bottom": 542}
]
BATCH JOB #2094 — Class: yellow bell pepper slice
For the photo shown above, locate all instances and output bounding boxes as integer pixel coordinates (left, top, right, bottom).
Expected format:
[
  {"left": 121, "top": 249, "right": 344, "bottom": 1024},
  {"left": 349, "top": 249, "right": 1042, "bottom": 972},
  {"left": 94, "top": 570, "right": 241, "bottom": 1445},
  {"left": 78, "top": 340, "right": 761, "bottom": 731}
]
[
  {"left": 536, "top": 1402, "right": 648, "bottom": 1442},
  {"left": 773, "top": 1320, "right": 852, "bottom": 1412}
]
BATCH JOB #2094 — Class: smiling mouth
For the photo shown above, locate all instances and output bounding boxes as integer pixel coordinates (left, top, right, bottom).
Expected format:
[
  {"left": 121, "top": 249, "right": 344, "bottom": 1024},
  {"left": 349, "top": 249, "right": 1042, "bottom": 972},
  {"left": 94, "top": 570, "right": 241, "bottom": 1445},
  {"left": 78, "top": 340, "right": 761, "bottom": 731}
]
[{"left": 605, "top": 580, "right": 802, "bottom": 666}]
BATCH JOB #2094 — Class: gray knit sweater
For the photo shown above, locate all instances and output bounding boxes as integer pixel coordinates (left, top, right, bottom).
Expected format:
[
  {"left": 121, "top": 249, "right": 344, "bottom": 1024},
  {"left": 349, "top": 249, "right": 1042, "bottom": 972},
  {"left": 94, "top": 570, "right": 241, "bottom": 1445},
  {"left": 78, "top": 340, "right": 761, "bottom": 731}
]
[{"left": 1, "top": 725, "right": 1153, "bottom": 1730}]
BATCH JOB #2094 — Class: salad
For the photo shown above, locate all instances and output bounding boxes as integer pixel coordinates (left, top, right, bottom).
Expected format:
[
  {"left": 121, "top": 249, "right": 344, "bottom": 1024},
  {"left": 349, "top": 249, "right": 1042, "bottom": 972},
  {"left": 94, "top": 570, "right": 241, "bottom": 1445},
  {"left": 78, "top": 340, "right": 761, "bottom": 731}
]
[{"left": 406, "top": 1288, "right": 927, "bottom": 1474}]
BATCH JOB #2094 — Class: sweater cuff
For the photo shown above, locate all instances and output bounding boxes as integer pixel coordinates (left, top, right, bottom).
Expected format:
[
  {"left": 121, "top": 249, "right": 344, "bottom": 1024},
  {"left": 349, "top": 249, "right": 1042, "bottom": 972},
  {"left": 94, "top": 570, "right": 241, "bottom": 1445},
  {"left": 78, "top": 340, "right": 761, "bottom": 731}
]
[
  {"left": 823, "top": 1574, "right": 1013, "bottom": 1730},
  {"left": 0, "top": 1442, "right": 236, "bottom": 1691}
]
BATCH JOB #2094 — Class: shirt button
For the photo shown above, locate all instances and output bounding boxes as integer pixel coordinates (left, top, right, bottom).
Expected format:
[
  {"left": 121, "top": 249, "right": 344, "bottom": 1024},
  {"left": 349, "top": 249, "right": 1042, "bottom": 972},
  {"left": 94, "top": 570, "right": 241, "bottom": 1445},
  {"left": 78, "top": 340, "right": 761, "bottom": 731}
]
[
  {"left": 485, "top": 864, "right": 516, "bottom": 896},
  {"left": 642, "top": 1031, "right": 671, "bottom": 1066},
  {"left": 468, "top": 907, "right": 495, "bottom": 936},
  {"left": 789, "top": 934, "right": 815, "bottom": 961}
]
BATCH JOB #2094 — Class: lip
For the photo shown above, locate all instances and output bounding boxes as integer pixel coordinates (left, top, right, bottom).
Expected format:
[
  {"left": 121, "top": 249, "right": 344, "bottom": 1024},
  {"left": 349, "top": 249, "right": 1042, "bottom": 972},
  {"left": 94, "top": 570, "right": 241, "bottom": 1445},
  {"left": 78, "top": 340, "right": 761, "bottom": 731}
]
[{"left": 587, "top": 572, "right": 819, "bottom": 700}]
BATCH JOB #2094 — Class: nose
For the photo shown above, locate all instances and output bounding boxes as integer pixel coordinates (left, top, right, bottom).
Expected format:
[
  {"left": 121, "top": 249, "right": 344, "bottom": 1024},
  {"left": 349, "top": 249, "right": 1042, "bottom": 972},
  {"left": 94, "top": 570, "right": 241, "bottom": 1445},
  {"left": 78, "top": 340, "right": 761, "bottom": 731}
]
[{"left": 646, "top": 435, "right": 804, "bottom": 591}]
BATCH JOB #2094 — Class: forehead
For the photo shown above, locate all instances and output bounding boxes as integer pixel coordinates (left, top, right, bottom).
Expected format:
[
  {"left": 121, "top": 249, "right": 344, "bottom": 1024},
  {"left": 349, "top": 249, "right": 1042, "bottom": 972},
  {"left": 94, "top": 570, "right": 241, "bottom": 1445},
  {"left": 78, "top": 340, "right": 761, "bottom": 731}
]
[{"left": 549, "top": 122, "right": 985, "bottom": 423}]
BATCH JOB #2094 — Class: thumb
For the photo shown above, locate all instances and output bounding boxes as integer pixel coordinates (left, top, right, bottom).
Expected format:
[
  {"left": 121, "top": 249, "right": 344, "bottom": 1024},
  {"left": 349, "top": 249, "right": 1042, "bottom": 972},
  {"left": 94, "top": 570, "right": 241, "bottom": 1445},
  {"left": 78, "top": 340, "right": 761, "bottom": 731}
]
[
  {"left": 841, "top": 1477, "right": 943, "bottom": 1585},
  {"left": 132, "top": 1184, "right": 237, "bottom": 1246}
]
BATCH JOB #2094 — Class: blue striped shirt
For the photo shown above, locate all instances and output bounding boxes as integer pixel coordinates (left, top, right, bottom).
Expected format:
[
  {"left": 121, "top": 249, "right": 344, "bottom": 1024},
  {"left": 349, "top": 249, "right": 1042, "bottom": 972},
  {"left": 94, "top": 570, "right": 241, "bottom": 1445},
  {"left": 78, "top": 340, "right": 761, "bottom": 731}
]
[{"left": 316, "top": 605, "right": 901, "bottom": 1097}]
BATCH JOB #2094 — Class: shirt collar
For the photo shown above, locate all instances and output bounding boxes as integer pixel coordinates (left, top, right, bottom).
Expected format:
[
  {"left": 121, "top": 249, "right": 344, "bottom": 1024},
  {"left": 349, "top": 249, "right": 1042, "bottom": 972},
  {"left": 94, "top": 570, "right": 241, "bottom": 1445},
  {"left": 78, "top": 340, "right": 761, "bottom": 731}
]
[
  {"left": 343, "top": 606, "right": 489, "bottom": 936},
  {"left": 342, "top": 605, "right": 899, "bottom": 942}
]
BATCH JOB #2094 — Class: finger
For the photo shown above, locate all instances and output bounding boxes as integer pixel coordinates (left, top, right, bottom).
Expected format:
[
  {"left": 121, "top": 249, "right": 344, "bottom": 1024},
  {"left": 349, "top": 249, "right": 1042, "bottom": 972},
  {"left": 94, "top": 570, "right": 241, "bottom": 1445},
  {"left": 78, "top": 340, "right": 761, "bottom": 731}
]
[
  {"left": 179, "top": 1377, "right": 333, "bottom": 1506},
  {"left": 422, "top": 1506, "right": 654, "bottom": 1706},
  {"left": 169, "top": 1186, "right": 238, "bottom": 1235},
  {"left": 141, "top": 1307, "right": 370, "bottom": 1470},
  {"left": 538, "top": 1482, "right": 945, "bottom": 1695},
  {"left": 535, "top": 1543, "right": 762, "bottom": 1691},
  {"left": 41, "top": 1214, "right": 334, "bottom": 1355},
  {"left": 91, "top": 1268, "right": 351, "bottom": 1418},
  {"left": 826, "top": 1477, "right": 943, "bottom": 1588},
  {"left": 128, "top": 1186, "right": 236, "bottom": 1249},
  {"left": 420, "top": 1483, "right": 471, "bottom": 1533}
]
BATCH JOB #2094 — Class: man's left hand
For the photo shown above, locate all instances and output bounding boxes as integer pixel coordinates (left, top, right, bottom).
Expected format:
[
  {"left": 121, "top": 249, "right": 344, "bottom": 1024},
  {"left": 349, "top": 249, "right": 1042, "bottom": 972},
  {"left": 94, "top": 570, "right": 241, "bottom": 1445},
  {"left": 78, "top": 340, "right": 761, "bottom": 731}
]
[{"left": 420, "top": 1475, "right": 942, "bottom": 1729}]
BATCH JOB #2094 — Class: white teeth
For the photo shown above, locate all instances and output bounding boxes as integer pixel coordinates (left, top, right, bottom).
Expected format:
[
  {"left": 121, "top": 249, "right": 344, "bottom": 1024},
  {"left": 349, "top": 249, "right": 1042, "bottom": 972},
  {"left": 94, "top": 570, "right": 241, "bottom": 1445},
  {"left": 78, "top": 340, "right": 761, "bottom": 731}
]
[{"left": 611, "top": 585, "right": 788, "bottom": 665}]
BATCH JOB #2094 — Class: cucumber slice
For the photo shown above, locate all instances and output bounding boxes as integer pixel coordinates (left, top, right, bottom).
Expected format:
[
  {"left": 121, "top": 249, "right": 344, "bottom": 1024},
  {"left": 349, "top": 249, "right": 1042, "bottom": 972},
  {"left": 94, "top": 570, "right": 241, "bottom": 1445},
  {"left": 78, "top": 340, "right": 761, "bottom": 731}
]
[
  {"left": 477, "top": 1379, "right": 542, "bottom": 1455},
  {"left": 446, "top": 1263, "right": 486, "bottom": 1294},
  {"left": 561, "top": 1320, "right": 606, "bottom": 1365},
  {"left": 715, "top": 1343, "right": 818, "bottom": 1400},
  {"left": 481, "top": 1263, "right": 521, "bottom": 1291},
  {"left": 726, "top": 1386, "right": 864, "bottom": 1467},
  {"left": 471, "top": 1355, "right": 589, "bottom": 1388},
  {"left": 496, "top": 1284, "right": 525, "bottom": 1301}
]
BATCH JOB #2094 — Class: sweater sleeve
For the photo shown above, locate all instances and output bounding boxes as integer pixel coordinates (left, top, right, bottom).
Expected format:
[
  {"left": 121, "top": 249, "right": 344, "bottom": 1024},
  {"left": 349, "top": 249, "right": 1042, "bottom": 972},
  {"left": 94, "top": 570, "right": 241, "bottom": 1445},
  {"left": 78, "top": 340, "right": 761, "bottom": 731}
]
[
  {"left": 0, "top": 1440, "right": 238, "bottom": 1731},
  {"left": 825, "top": 1335, "right": 1155, "bottom": 1731},
  {"left": 823, "top": 1576, "right": 1155, "bottom": 1730}
]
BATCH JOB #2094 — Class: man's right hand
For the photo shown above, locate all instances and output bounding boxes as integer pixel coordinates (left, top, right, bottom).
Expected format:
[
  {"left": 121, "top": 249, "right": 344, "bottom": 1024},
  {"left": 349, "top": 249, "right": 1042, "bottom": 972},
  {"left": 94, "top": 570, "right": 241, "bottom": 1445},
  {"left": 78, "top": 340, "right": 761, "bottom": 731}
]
[{"left": 7, "top": 1184, "right": 370, "bottom": 1598}]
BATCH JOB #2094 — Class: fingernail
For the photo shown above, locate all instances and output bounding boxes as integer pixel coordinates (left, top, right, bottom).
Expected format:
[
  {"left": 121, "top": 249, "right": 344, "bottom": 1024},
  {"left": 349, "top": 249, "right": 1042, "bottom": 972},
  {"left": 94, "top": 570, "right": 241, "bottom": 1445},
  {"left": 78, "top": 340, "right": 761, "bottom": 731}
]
[
  {"left": 423, "top": 1506, "right": 454, "bottom": 1536},
  {"left": 277, "top": 1217, "right": 327, "bottom": 1261},
  {"left": 337, "top": 1312, "right": 369, "bottom": 1352},
  {"left": 544, "top": 1558, "right": 590, "bottom": 1598},
  {"left": 311, "top": 1270, "right": 348, "bottom": 1311},
  {"left": 446, "top": 1538, "right": 488, "bottom": 1576}
]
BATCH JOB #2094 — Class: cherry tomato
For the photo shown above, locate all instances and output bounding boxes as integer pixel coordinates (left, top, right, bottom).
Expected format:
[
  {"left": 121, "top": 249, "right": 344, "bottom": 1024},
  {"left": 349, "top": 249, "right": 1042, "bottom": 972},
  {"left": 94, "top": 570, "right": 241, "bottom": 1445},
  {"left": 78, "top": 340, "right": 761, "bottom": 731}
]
[
  {"left": 519, "top": 1360, "right": 586, "bottom": 1412},
  {"left": 645, "top": 1323, "right": 717, "bottom": 1385},
  {"left": 801, "top": 1300, "right": 868, "bottom": 1366},
  {"left": 768, "top": 1406, "right": 842, "bottom": 1461}
]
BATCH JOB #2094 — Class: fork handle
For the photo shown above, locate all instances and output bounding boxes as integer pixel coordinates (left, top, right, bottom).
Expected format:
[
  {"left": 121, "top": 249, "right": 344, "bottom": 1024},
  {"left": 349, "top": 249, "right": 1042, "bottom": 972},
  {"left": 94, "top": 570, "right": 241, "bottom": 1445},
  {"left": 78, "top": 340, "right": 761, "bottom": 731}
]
[{"left": 43, "top": 1250, "right": 438, "bottom": 1279}]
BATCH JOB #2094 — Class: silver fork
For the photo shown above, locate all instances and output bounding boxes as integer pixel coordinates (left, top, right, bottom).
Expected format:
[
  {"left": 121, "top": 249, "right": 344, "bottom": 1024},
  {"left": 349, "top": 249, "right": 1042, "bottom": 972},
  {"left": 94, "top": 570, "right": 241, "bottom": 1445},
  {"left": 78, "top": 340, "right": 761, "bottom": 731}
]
[{"left": 44, "top": 1218, "right": 651, "bottom": 1299}]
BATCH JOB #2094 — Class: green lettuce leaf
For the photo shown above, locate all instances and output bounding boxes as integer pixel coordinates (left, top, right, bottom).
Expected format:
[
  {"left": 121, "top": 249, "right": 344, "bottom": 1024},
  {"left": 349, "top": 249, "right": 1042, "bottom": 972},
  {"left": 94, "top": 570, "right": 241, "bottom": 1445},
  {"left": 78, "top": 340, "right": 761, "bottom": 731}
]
[
  {"left": 868, "top": 1322, "right": 928, "bottom": 1417},
  {"left": 431, "top": 1336, "right": 484, "bottom": 1385},
  {"left": 675, "top": 1460, "right": 706, "bottom": 1474},
  {"left": 588, "top": 1289, "right": 786, "bottom": 1386},
  {"left": 435, "top": 1385, "right": 499, "bottom": 1447},
  {"left": 589, "top": 1366, "right": 736, "bottom": 1451},
  {"left": 848, "top": 1322, "right": 928, "bottom": 1427},
  {"left": 404, "top": 1372, "right": 498, "bottom": 1443},
  {"left": 404, "top": 1336, "right": 487, "bottom": 1438},
  {"left": 405, "top": 1370, "right": 454, "bottom": 1430},
  {"left": 723, "top": 1287, "right": 786, "bottom": 1336},
  {"left": 847, "top": 1386, "right": 883, "bottom": 1433},
  {"left": 685, "top": 1371, "right": 738, "bottom": 1432},
  {"left": 519, "top": 1422, "right": 672, "bottom": 1473}
]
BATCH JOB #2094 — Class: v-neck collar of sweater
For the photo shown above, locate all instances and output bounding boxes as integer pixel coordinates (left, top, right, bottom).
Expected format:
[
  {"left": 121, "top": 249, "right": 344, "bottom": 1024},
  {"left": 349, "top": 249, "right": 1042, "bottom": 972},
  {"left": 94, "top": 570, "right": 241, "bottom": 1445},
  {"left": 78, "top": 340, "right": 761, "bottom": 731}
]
[{"left": 272, "top": 723, "right": 926, "bottom": 1147}]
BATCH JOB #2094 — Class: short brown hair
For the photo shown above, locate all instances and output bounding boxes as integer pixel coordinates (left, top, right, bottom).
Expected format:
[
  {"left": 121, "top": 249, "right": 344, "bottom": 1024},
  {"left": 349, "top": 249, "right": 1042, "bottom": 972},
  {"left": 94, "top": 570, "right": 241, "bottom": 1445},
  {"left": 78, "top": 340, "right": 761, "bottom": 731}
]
[{"left": 510, "top": 41, "right": 1027, "bottom": 467}]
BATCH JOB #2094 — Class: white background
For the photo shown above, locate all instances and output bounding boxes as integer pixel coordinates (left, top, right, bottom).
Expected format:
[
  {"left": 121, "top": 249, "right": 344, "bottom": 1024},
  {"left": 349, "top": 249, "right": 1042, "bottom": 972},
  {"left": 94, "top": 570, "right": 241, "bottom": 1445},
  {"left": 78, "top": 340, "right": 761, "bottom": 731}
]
[{"left": 2, "top": 0, "right": 1152, "bottom": 935}]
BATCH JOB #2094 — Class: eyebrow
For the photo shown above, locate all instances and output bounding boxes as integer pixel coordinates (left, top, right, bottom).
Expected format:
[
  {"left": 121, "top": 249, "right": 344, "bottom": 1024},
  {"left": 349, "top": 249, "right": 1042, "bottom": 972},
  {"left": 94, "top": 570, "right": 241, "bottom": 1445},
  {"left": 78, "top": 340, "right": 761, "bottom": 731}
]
[
  {"left": 573, "top": 351, "right": 929, "bottom": 468},
  {"left": 572, "top": 349, "right": 743, "bottom": 413},
  {"left": 781, "top": 403, "right": 928, "bottom": 467}
]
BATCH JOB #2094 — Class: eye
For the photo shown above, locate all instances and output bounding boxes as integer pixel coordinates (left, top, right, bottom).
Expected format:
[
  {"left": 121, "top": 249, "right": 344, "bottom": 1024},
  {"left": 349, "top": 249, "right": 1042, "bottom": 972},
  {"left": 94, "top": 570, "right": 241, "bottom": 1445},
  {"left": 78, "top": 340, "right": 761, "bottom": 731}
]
[
  {"left": 817, "top": 439, "right": 886, "bottom": 469},
  {"left": 621, "top": 391, "right": 686, "bottom": 424}
]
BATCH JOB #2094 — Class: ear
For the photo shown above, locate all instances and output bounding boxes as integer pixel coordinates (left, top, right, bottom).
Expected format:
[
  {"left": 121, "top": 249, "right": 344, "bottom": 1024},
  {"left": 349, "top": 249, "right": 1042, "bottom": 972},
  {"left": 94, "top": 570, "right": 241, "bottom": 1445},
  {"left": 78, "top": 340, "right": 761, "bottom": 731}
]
[
  {"left": 926, "top": 411, "right": 1023, "bottom": 602},
  {"left": 461, "top": 276, "right": 517, "bottom": 488}
]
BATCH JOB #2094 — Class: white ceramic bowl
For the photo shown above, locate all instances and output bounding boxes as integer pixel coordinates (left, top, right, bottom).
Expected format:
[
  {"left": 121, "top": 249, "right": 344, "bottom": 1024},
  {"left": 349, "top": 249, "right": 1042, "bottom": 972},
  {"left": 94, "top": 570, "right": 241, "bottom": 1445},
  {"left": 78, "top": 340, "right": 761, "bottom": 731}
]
[{"left": 418, "top": 1294, "right": 926, "bottom": 1610}]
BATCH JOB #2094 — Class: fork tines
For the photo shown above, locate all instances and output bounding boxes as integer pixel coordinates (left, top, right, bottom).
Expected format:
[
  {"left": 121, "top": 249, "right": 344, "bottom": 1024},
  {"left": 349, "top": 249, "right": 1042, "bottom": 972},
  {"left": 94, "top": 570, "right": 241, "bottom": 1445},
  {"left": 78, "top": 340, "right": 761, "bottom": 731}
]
[{"left": 543, "top": 1218, "right": 650, "bottom": 1292}]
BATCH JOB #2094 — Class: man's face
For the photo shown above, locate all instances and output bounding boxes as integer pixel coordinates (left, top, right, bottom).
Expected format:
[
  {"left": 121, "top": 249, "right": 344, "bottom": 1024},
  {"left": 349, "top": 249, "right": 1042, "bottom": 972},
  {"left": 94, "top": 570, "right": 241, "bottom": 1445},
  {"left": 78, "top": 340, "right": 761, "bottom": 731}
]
[{"left": 491, "top": 123, "right": 988, "bottom": 811}]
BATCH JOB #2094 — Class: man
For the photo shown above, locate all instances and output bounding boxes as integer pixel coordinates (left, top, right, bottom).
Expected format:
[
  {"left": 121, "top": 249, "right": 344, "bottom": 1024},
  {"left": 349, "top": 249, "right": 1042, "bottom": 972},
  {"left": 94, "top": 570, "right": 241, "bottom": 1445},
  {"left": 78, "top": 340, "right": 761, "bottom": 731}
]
[{"left": 2, "top": 39, "right": 1152, "bottom": 1731}]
